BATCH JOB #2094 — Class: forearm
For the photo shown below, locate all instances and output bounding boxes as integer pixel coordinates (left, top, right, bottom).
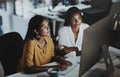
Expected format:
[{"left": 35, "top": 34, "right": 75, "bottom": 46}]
[
  {"left": 23, "top": 65, "right": 59, "bottom": 74},
  {"left": 61, "top": 46, "right": 82, "bottom": 56},
  {"left": 23, "top": 66, "right": 49, "bottom": 74},
  {"left": 62, "top": 47, "right": 78, "bottom": 55}
]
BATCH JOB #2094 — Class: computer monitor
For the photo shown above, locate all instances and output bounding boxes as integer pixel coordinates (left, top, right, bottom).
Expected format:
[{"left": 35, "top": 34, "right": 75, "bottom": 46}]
[{"left": 79, "top": 14, "right": 115, "bottom": 77}]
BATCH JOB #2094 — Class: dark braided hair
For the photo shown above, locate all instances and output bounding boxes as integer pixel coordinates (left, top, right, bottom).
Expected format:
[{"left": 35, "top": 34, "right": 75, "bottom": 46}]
[
  {"left": 24, "top": 15, "right": 49, "bottom": 42},
  {"left": 64, "top": 7, "right": 83, "bottom": 26}
]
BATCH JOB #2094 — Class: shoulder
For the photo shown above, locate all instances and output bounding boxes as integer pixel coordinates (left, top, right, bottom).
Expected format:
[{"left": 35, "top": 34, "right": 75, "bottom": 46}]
[
  {"left": 45, "top": 36, "right": 54, "bottom": 46},
  {"left": 59, "top": 26, "right": 68, "bottom": 30},
  {"left": 81, "top": 23, "right": 89, "bottom": 27},
  {"left": 81, "top": 23, "right": 89, "bottom": 29},
  {"left": 45, "top": 36, "right": 54, "bottom": 43},
  {"left": 59, "top": 26, "right": 70, "bottom": 32},
  {"left": 45, "top": 36, "right": 53, "bottom": 41},
  {"left": 24, "top": 38, "right": 37, "bottom": 46}
]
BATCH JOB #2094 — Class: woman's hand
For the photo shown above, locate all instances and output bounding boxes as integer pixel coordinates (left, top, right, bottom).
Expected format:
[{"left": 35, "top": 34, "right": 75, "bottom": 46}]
[
  {"left": 76, "top": 51, "right": 81, "bottom": 56},
  {"left": 58, "top": 65, "right": 67, "bottom": 71},
  {"left": 65, "top": 60, "right": 73, "bottom": 66},
  {"left": 62, "top": 46, "right": 79, "bottom": 55},
  {"left": 57, "top": 57, "right": 73, "bottom": 67}
]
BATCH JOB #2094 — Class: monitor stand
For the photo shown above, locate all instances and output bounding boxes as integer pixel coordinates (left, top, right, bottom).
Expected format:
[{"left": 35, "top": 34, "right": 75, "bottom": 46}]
[
  {"left": 87, "top": 44, "right": 115, "bottom": 77},
  {"left": 102, "top": 44, "right": 115, "bottom": 76}
]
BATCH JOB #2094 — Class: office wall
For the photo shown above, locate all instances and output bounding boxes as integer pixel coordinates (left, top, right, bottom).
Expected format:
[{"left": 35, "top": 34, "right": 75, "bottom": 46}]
[
  {"left": 12, "top": 15, "right": 28, "bottom": 39},
  {"left": 0, "top": 10, "right": 11, "bottom": 34},
  {"left": 0, "top": 10, "right": 28, "bottom": 39}
]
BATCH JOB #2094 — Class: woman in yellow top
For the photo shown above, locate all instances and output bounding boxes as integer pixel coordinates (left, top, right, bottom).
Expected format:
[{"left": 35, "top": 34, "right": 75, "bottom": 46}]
[{"left": 20, "top": 15, "right": 72, "bottom": 74}]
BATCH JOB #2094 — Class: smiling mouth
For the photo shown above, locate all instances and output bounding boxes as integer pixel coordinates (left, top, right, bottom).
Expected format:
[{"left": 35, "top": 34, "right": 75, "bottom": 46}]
[{"left": 47, "top": 31, "right": 50, "bottom": 34}]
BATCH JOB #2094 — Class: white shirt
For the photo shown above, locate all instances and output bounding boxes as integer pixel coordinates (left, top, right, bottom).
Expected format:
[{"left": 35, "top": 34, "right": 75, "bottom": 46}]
[{"left": 58, "top": 23, "right": 89, "bottom": 57}]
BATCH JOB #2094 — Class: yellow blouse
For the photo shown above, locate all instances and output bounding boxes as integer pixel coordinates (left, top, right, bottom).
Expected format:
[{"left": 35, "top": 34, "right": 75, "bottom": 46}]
[{"left": 21, "top": 36, "right": 54, "bottom": 69}]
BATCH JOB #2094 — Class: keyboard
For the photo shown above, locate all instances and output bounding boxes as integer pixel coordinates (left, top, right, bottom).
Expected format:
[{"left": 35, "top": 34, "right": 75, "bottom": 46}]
[{"left": 59, "top": 63, "right": 79, "bottom": 75}]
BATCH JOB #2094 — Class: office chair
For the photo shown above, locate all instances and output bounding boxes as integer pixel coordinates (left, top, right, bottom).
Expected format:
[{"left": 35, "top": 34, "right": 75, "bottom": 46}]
[
  {"left": 109, "top": 13, "right": 120, "bottom": 69},
  {"left": 82, "top": 0, "right": 112, "bottom": 25},
  {"left": 0, "top": 32, "right": 24, "bottom": 76},
  {"left": 109, "top": 13, "right": 120, "bottom": 49}
]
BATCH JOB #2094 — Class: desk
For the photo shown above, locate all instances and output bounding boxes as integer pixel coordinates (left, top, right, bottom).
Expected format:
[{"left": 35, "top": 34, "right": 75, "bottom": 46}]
[
  {"left": 5, "top": 56, "right": 120, "bottom": 77},
  {"left": 6, "top": 56, "right": 81, "bottom": 77},
  {"left": 29, "top": 1, "right": 91, "bottom": 21},
  {"left": 6, "top": 66, "right": 120, "bottom": 77},
  {"left": 29, "top": 2, "right": 91, "bottom": 36},
  {"left": 6, "top": 66, "right": 79, "bottom": 77}
]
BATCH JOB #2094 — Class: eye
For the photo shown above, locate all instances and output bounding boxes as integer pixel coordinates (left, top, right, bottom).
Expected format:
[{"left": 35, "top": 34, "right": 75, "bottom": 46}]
[
  {"left": 42, "top": 25, "right": 46, "bottom": 28},
  {"left": 40, "top": 24, "right": 49, "bottom": 30},
  {"left": 78, "top": 16, "right": 82, "bottom": 20}
]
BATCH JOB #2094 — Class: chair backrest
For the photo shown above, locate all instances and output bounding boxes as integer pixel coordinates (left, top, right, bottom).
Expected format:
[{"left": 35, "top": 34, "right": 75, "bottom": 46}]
[
  {"left": 91, "top": 0, "right": 112, "bottom": 10},
  {"left": 0, "top": 32, "right": 24, "bottom": 76}
]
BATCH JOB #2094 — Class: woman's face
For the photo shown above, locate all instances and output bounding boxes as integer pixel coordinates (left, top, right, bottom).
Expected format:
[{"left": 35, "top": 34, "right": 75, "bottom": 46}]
[
  {"left": 39, "top": 19, "right": 50, "bottom": 36},
  {"left": 70, "top": 13, "right": 82, "bottom": 28}
]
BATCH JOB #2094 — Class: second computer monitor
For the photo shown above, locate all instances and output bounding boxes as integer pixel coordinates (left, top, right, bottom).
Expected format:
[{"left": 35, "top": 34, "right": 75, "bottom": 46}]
[{"left": 79, "top": 14, "right": 115, "bottom": 77}]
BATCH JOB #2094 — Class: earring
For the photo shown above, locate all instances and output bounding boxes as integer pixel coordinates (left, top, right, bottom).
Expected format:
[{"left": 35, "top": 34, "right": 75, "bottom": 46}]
[{"left": 36, "top": 33, "right": 40, "bottom": 39}]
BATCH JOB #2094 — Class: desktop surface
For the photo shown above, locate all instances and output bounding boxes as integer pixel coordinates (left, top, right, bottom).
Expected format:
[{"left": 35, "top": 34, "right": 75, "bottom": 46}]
[
  {"left": 28, "top": 1, "right": 91, "bottom": 37},
  {"left": 5, "top": 55, "right": 120, "bottom": 77},
  {"left": 45, "top": 56, "right": 80, "bottom": 76},
  {"left": 29, "top": 3, "right": 91, "bottom": 21},
  {"left": 6, "top": 56, "right": 80, "bottom": 77}
]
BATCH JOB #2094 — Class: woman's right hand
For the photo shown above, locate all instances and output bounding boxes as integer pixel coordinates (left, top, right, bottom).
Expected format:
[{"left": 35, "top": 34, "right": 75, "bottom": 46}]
[
  {"left": 58, "top": 57, "right": 73, "bottom": 67},
  {"left": 58, "top": 64, "right": 67, "bottom": 71},
  {"left": 65, "top": 60, "right": 73, "bottom": 66}
]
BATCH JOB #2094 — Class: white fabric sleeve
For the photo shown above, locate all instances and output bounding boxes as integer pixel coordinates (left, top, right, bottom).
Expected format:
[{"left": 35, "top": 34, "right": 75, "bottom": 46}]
[{"left": 58, "top": 27, "right": 68, "bottom": 50}]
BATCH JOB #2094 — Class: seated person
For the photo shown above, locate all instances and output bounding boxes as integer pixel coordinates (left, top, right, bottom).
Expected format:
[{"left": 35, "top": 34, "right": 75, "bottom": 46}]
[
  {"left": 19, "top": 15, "right": 72, "bottom": 74},
  {"left": 58, "top": 7, "right": 89, "bottom": 57}
]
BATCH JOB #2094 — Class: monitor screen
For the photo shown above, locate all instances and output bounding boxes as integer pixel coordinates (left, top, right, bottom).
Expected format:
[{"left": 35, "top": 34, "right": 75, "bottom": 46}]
[{"left": 79, "top": 14, "right": 115, "bottom": 77}]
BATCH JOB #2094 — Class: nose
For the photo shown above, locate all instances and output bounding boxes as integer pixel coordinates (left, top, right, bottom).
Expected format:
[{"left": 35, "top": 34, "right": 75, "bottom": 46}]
[{"left": 75, "top": 19, "right": 79, "bottom": 23}]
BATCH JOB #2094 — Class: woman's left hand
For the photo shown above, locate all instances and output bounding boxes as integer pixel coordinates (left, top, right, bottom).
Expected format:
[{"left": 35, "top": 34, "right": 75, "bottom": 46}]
[{"left": 76, "top": 51, "right": 81, "bottom": 56}]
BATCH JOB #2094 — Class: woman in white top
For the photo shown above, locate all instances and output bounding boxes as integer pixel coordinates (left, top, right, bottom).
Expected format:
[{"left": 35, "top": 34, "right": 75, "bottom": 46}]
[{"left": 58, "top": 7, "right": 89, "bottom": 57}]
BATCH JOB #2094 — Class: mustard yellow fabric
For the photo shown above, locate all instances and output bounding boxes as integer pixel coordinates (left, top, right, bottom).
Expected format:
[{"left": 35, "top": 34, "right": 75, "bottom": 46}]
[{"left": 20, "top": 36, "right": 54, "bottom": 70}]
